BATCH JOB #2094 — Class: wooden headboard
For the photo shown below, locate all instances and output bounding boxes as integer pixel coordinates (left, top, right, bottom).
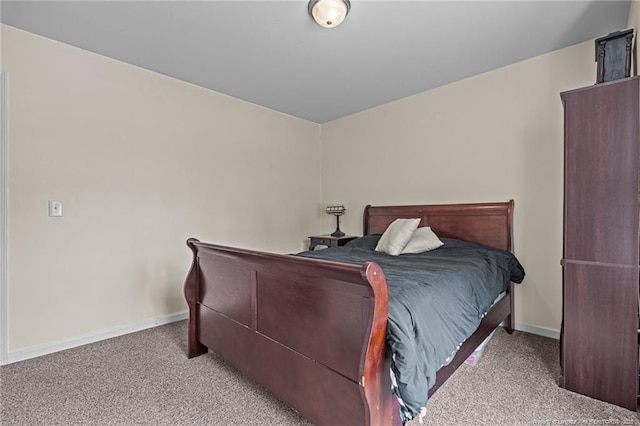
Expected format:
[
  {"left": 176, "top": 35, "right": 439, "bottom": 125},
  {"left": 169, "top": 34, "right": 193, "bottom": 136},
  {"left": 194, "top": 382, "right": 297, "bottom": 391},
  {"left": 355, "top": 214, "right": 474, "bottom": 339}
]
[{"left": 363, "top": 200, "right": 514, "bottom": 252}]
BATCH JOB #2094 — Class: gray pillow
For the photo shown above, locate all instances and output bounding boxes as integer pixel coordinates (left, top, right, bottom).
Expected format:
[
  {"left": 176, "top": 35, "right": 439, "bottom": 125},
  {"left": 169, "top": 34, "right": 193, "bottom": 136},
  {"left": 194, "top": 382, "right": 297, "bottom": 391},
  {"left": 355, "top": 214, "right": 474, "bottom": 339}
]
[{"left": 344, "top": 234, "right": 381, "bottom": 250}]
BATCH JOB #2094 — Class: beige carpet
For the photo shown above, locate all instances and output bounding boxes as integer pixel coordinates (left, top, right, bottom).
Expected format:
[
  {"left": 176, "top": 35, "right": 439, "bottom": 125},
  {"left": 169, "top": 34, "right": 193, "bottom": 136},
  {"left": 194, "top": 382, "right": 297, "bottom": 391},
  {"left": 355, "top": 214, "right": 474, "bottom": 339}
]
[{"left": 1, "top": 321, "right": 638, "bottom": 425}]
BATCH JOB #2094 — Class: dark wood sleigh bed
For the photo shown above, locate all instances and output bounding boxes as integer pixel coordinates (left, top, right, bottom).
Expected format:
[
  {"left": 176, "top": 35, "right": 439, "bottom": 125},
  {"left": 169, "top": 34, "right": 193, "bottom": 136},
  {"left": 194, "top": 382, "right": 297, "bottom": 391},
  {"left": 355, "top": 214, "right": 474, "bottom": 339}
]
[{"left": 183, "top": 201, "right": 516, "bottom": 425}]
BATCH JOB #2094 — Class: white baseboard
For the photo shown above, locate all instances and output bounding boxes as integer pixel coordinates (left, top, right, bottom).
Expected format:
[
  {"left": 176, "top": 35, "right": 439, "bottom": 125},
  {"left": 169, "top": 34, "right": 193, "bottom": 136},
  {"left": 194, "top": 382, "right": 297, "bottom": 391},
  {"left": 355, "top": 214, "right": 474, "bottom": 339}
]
[
  {"left": 514, "top": 322, "right": 560, "bottom": 340},
  {"left": 2, "top": 313, "right": 559, "bottom": 365},
  {"left": 4, "top": 310, "right": 188, "bottom": 365}
]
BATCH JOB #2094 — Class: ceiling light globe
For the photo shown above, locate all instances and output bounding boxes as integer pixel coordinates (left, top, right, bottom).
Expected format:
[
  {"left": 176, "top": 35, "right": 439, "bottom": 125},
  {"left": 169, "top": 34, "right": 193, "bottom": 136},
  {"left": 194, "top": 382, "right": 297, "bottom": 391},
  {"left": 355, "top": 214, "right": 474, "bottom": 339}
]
[{"left": 309, "top": 0, "right": 350, "bottom": 29}]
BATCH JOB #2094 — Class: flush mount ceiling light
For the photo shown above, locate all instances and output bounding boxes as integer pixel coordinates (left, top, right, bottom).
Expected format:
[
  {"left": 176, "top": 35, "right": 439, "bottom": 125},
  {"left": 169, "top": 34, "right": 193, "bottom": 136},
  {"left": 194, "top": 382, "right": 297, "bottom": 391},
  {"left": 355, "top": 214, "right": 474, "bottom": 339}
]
[{"left": 308, "top": 0, "right": 351, "bottom": 29}]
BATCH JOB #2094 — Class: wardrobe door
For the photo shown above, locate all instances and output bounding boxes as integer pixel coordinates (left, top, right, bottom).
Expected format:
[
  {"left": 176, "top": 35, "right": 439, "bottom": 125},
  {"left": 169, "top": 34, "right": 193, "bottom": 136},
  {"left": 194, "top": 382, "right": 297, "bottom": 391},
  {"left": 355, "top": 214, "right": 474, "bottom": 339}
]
[
  {"left": 563, "top": 78, "right": 639, "bottom": 266},
  {"left": 562, "top": 262, "right": 638, "bottom": 410}
]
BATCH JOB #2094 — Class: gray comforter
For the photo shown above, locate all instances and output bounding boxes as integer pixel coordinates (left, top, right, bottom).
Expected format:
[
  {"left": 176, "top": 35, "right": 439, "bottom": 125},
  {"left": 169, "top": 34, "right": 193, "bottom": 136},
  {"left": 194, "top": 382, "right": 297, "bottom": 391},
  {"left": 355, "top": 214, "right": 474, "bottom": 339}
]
[{"left": 297, "top": 235, "right": 525, "bottom": 421}]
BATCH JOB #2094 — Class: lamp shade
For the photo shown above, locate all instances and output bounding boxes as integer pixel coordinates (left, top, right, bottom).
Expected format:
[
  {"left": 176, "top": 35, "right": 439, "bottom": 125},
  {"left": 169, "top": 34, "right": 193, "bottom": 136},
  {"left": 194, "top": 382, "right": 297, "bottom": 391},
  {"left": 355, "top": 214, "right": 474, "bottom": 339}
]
[
  {"left": 309, "top": 0, "right": 350, "bottom": 28},
  {"left": 326, "top": 205, "right": 346, "bottom": 215}
]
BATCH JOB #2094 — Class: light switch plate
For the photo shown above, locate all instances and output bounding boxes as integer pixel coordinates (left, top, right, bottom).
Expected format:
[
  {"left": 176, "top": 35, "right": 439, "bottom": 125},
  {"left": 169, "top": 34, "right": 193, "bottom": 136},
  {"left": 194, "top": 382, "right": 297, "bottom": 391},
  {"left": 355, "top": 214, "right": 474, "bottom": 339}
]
[{"left": 48, "top": 200, "right": 63, "bottom": 217}]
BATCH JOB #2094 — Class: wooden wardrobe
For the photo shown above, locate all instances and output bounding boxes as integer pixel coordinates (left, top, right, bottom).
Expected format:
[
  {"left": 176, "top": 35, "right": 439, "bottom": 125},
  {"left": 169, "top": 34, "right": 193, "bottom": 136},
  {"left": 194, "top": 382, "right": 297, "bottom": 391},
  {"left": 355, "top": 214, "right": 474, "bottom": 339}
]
[{"left": 560, "top": 76, "right": 639, "bottom": 411}]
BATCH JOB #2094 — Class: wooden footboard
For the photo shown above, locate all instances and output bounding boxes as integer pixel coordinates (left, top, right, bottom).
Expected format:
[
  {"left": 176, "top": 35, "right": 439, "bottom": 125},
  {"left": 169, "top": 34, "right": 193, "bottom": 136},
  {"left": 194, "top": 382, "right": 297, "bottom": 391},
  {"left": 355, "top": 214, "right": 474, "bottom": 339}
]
[{"left": 184, "top": 239, "right": 392, "bottom": 425}]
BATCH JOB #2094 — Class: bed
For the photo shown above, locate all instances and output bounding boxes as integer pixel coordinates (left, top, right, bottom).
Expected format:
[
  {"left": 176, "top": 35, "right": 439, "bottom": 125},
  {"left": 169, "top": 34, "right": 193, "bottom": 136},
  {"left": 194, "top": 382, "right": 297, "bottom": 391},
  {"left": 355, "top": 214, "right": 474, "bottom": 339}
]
[{"left": 183, "top": 201, "right": 523, "bottom": 425}]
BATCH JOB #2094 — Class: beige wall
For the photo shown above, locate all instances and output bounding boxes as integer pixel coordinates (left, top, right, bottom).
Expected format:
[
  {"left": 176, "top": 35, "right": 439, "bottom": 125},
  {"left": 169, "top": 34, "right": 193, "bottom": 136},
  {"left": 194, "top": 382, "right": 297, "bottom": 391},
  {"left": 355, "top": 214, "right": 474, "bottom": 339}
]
[
  {"left": 629, "top": 0, "right": 640, "bottom": 75},
  {"left": 320, "top": 41, "right": 597, "bottom": 332},
  {"left": 2, "top": 25, "right": 322, "bottom": 352}
]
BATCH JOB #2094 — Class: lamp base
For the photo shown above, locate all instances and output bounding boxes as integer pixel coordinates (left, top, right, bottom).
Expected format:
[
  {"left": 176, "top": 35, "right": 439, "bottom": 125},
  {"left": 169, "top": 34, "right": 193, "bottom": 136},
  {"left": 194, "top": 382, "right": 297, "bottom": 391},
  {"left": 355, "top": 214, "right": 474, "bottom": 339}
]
[{"left": 331, "top": 214, "right": 345, "bottom": 238}]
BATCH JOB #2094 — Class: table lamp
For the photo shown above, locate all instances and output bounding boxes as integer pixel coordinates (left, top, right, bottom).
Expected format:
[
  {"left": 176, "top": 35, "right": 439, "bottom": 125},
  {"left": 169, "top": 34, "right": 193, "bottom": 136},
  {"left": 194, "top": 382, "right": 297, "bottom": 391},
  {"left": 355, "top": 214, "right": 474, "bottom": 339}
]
[{"left": 326, "top": 205, "right": 346, "bottom": 237}]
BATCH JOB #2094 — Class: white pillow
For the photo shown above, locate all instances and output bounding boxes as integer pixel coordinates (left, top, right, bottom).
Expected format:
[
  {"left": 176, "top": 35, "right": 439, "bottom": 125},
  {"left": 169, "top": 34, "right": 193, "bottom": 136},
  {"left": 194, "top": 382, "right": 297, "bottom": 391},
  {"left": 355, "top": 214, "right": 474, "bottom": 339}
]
[
  {"left": 401, "top": 226, "right": 444, "bottom": 254},
  {"left": 375, "top": 218, "right": 420, "bottom": 256}
]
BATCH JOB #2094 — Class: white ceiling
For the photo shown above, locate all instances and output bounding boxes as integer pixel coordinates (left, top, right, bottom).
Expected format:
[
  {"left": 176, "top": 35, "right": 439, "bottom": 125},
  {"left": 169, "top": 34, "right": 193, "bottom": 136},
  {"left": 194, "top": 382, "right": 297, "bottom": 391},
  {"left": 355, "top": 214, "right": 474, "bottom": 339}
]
[{"left": 0, "top": 1, "right": 631, "bottom": 123}]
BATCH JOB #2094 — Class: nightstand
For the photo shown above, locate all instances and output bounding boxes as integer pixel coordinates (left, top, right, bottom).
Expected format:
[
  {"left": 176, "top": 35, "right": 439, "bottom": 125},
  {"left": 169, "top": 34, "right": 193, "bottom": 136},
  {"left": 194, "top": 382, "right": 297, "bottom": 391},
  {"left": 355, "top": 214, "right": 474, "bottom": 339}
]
[{"left": 308, "top": 234, "right": 358, "bottom": 251}]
